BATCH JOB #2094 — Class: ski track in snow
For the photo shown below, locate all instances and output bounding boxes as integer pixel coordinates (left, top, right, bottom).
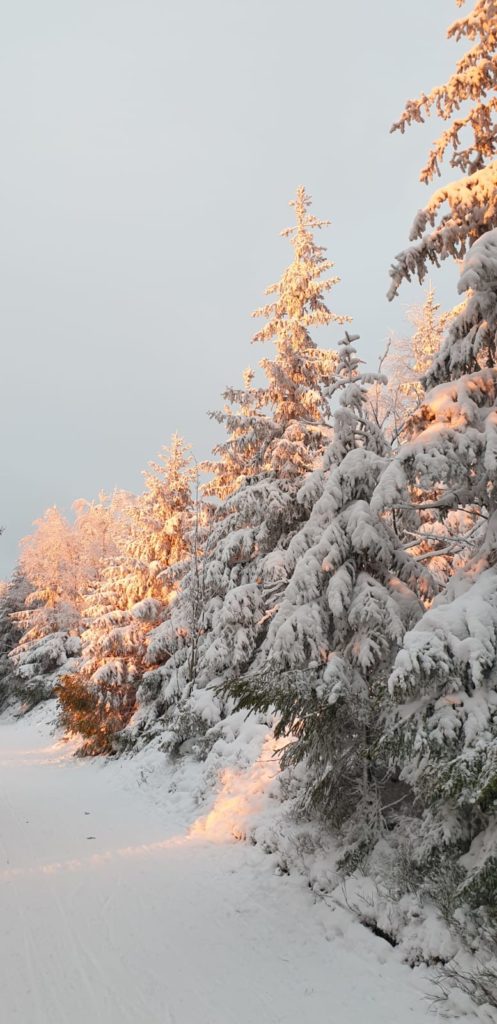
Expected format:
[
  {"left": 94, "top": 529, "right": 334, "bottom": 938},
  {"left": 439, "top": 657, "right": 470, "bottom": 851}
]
[{"left": 0, "top": 709, "right": 444, "bottom": 1024}]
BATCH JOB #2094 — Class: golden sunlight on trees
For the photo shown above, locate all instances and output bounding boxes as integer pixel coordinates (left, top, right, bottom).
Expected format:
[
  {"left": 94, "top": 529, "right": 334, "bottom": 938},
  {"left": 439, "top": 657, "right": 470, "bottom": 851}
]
[
  {"left": 129, "top": 188, "right": 351, "bottom": 751},
  {"left": 57, "top": 437, "right": 195, "bottom": 752},
  {"left": 9, "top": 494, "right": 131, "bottom": 706},
  {"left": 204, "top": 186, "right": 350, "bottom": 498},
  {"left": 16, "top": 495, "right": 130, "bottom": 643},
  {"left": 388, "top": 0, "right": 497, "bottom": 296},
  {"left": 3, "top": 1, "right": 497, "bottom": 980}
]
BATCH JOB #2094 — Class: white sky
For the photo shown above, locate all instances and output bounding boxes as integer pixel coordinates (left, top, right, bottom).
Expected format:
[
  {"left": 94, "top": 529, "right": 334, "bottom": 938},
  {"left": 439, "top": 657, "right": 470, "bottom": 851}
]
[{"left": 0, "top": 0, "right": 460, "bottom": 576}]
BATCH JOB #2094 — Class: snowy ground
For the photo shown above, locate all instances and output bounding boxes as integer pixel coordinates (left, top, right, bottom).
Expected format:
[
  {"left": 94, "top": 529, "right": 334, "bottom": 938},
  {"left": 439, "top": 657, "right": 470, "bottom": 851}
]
[{"left": 0, "top": 707, "right": 460, "bottom": 1024}]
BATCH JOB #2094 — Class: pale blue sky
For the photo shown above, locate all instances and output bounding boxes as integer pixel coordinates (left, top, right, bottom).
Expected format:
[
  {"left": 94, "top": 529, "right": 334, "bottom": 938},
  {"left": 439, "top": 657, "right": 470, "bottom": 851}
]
[{"left": 1, "top": 0, "right": 460, "bottom": 576}]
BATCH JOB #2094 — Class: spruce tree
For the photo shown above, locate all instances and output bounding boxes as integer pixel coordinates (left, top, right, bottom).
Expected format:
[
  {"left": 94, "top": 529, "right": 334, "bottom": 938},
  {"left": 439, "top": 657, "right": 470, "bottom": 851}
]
[
  {"left": 10, "top": 495, "right": 129, "bottom": 707},
  {"left": 225, "top": 333, "right": 432, "bottom": 857},
  {"left": 0, "top": 569, "right": 32, "bottom": 708},
  {"left": 136, "top": 188, "right": 350, "bottom": 749},
  {"left": 388, "top": 0, "right": 497, "bottom": 297},
  {"left": 205, "top": 185, "right": 350, "bottom": 494},
  {"left": 10, "top": 507, "right": 85, "bottom": 706},
  {"left": 376, "top": 229, "right": 497, "bottom": 913},
  {"left": 374, "top": 231, "right": 497, "bottom": 541},
  {"left": 57, "top": 437, "right": 194, "bottom": 752}
]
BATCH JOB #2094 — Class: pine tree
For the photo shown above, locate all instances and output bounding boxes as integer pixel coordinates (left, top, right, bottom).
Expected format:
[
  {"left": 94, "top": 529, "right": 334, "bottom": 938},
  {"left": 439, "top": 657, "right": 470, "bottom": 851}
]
[
  {"left": 225, "top": 333, "right": 432, "bottom": 858},
  {"left": 57, "top": 437, "right": 195, "bottom": 752},
  {"left": 137, "top": 189, "right": 350, "bottom": 750},
  {"left": 388, "top": 0, "right": 497, "bottom": 298}
]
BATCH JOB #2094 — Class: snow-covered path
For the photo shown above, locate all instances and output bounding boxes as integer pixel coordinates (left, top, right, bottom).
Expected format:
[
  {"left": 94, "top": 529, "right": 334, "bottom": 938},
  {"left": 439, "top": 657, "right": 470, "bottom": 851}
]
[{"left": 0, "top": 710, "right": 437, "bottom": 1024}]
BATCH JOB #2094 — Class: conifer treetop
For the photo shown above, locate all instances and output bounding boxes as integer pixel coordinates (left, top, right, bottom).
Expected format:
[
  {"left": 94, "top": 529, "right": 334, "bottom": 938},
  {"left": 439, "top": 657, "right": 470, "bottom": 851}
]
[
  {"left": 205, "top": 188, "right": 350, "bottom": 498},
  {"left": 252, "top": 185, "right": 350, "bottom": 344},
  {"left": 322, "top": 331, "right": 388, "bottom": 469}
]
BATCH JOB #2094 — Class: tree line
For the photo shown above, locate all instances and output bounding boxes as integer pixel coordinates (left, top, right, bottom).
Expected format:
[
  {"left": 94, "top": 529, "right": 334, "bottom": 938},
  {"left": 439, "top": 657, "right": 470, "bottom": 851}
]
[{"left": 2, "top": 0, "right": 497, "bottom": 963}]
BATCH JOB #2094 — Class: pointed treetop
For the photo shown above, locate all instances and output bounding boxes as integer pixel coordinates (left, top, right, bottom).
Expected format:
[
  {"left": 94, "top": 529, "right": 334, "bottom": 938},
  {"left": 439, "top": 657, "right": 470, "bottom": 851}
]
[
  {"left": 325, "top": 331, "right": 387, "bottom": 466},
  {"left": 252, "top": 185, "right": 350, "bottom": 343},
  {"left": 205, "top": 188, "right": 351, "bottom": 495},
  {"left": 283, "top": 185, "right": 330, "bottom": 248}
]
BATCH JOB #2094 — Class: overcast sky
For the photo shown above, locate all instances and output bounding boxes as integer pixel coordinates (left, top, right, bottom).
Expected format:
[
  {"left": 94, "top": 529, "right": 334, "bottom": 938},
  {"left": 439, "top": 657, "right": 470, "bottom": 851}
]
[{"left": 0, "top": 0, "right": 460, "bottom": 577}]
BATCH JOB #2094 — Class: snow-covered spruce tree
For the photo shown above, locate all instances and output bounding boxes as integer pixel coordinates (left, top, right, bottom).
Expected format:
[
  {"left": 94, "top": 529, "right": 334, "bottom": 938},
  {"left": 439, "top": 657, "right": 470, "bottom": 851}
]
[
  {"left": 135, "top": 188, "right": 350, "bottom": 750},
  {"left": 58, "top": 437, "right": 195, "bottom": 753},
  {"left": 9, "top": 495, "right": 128, "bottom": 708},
  {"left": 224, "top": 333, "right": 433, "bottom": 859},
  {"left": 205, "top": 185, "right": 350, "bottom": 494},
  {"left": 388, "top": 0, "right": 497, "bottom": 298},
  {"left": 368, "top": 286, "right": 474, "bottom": 584},
  {"left": 374, "top": 231, "right": 497, "bottom": 566},
  {"left": 374, "top": 229, "right": 497, "bottom": 914},
  {"left": 0, "top": 569, "right": 32, "bottom": 708},
  {"left": 10, "top": 507, "right": 86, "bottom": 706}
]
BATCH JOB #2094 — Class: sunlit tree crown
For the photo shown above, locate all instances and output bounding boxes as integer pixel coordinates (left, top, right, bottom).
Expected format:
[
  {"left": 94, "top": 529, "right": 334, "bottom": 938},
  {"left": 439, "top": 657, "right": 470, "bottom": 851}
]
[
  {"left": 57, "top": 435, "right": 195, "bottom": 752},
  {"left": 128, "top": 434, "right": 195, "bottom": 568},
  {"left": 388, "top": 0, "right": 497, "bottom": 297},
  {"left": 206, "top": 187, "right": 350, "bottom": 497},
  {"left": 252, "top": 184, "right": 350, "bottom": 426}
]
